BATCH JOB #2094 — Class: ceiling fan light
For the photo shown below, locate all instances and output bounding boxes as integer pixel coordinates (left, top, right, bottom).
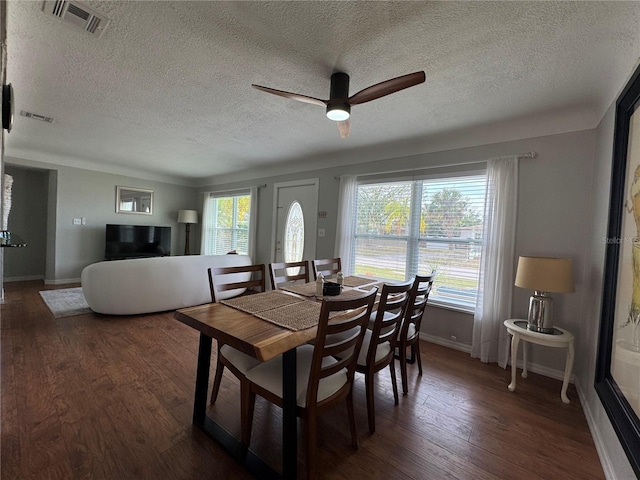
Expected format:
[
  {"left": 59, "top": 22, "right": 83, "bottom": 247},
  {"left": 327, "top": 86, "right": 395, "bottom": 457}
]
[{"left": 326, "top": 103, "right": 350, "bottom": 121}]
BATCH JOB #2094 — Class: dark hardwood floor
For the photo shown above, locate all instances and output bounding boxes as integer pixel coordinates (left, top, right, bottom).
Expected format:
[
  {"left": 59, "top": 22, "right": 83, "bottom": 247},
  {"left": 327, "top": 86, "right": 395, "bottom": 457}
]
[{"left": 1, "top": 280, "right": 604, "bottom": 479}]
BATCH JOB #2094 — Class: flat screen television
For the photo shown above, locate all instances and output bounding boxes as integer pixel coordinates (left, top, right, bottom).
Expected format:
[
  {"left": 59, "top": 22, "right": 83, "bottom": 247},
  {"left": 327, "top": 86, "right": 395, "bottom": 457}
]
[{"left": 105, "top": 224, "right": 171, "bottom": 260}]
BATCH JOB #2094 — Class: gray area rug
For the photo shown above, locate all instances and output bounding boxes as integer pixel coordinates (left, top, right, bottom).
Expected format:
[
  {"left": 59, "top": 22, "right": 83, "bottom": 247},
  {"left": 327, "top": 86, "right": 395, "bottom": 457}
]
[{"left": 39, "top": 287, "right": 92, "bottom": 318}]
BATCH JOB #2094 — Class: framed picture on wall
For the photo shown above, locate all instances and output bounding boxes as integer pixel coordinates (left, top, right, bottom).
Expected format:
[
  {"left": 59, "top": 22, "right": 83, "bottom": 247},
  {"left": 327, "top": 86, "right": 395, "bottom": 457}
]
[
  {"left": 595, "top": 62, "right": 640, "bottom": 478},
  {"left": 115, "top": 186, "right": 153, "bottom": 215}
]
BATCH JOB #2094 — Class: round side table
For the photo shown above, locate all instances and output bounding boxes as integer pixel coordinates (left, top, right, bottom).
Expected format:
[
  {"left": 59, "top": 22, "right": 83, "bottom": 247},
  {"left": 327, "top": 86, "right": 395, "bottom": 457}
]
[{"left": 504, "top": 319, "right": 575, "bottom": 404}]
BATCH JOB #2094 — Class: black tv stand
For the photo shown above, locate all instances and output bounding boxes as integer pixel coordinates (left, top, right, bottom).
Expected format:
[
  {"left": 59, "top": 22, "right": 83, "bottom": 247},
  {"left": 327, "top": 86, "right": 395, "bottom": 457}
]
[{"left": 104, "top": 253, "right": 170, "bottom": 261}]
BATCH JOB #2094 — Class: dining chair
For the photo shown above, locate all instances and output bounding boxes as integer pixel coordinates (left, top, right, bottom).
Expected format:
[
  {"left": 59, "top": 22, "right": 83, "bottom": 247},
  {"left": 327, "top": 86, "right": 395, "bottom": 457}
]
[
  {"left": 208, "top": 263, "right": 266, "bottom": 404},
  {"left": 397, "top": 272, "right": 436, "bottom": 395},
  {"left": 240, "top": 288, "right": 378, "bottom": 480},
  {"left": 311, "top": 257, "right": 342, "bottom": 280},
  {"left": 268, "top": 260, "right": 310, "bottom": 290},
  {"left": 356, "top": 280, "right": 413, "bottom": 433}
]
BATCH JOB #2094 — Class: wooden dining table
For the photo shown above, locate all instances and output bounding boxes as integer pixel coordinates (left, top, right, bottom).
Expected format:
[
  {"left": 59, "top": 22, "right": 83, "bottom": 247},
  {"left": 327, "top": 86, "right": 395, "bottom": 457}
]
[
  {"left": 174, "top": 300, "right": 318, "bottom": 479},
  {"left": 173, "top": 276, "right": 379, "bottom": 479}
]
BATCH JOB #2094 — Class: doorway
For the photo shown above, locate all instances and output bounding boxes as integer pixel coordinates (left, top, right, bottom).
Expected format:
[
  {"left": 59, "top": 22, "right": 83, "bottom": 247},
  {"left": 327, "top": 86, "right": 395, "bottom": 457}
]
[
  {"left": 2, "top": 165, "right": 49, "bottom": 282},
  {"left": 272, "top": 179, "right": 319, "bottom": 265}
]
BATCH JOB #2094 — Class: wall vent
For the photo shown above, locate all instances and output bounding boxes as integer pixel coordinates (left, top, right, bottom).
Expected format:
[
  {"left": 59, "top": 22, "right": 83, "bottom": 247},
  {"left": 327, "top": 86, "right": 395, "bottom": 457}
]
[
  {"left": 20, "top": 111, "right": 54, "bottom": 123},
  {"left": 43, "top": 1, "right": 110, "bottom": 37}
]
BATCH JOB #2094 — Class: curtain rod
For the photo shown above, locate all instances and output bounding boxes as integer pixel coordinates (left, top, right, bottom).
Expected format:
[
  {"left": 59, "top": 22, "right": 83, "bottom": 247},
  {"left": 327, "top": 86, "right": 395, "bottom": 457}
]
[
  {"left": 334, "top": 151, "right": 538, "bottom": 180},
  {"left": 202, "top": 184, "right": 266, "bottom": 195}
]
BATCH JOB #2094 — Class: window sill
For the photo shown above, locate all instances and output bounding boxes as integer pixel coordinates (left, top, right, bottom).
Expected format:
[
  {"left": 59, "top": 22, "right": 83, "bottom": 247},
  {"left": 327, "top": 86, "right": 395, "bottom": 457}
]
[{"left": 427, "top": 300, "right": 475, "bottom": 315}]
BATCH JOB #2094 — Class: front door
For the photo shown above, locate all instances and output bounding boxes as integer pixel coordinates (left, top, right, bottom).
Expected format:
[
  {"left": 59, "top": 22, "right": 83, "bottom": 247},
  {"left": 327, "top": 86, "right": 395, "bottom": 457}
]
[{"left": 272, "top": 179, "right": 319, "bottom": 265}]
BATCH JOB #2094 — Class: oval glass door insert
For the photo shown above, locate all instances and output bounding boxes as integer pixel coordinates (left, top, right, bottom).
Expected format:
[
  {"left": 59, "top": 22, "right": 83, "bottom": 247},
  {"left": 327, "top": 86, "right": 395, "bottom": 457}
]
[{"left": 284, "top": 200, "right": 304, "bottom": 275}]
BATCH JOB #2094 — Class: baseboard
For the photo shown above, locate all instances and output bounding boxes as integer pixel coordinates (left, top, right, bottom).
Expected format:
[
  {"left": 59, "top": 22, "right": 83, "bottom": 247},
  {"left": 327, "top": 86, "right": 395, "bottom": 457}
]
[
  {"left": 420, "top": 333, "right": 472, "bottom": 353},
  {"left": 4, "top": 276, "right": 80, "bottom": 285},
  {"left": 575, "top": 379, "right": 616, "bottom": 480},
  {"left": 44, "top": 278, "right": 81, "bottom": 286},
  {"left": 3, "top": 275, "right": 44, "bottom": 282},
  {"left": 423, "top": 335, "right": 612, "bottom": 476},
  {"left": 509, "top": 358, "right": 572, "bottom": 383},
  {"left": 421, "top": 332, "right": 572, "bottom": 382}
]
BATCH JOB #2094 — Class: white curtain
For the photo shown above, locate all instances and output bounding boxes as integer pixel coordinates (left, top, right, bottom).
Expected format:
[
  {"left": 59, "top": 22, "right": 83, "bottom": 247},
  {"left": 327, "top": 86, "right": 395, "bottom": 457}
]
[
  {"left": 334, "top": 175, "right": 357, "bottom": 275},
  {"left": 248, "top": 186, "right": 258, "bottom": 261},
  {"left": 471, "top": 157, "right": 518, "bottom": 367},
  {"left": 200, "top": 192, "right": 211, "bottom": 255}
]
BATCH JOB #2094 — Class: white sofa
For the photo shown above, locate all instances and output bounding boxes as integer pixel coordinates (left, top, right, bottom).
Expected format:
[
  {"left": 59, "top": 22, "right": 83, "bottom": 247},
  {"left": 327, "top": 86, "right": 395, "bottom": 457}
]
[{"left": 81, "top": 254, "right": 252, "bottom": 315}]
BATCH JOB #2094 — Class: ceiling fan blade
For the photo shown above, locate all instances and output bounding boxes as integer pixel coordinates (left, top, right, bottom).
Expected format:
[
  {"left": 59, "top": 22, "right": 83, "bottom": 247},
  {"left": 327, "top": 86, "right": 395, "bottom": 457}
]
[
  {"left": 348, "top": 71, "right": 426, "bottom": 106},
  {"left": 251, "top": 84, "right": 327, "bottom": 107},
  {"left": 337, "top": 119, "right": 350, "bottom": 138}
]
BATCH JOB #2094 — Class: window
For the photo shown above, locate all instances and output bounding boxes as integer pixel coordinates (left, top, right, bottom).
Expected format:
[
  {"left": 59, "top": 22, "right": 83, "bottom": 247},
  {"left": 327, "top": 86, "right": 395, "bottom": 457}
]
[
  {"left": 351, "top": 173, "right": 486, "bottom": 311},
  {"left": 202, "top": 191, "right": 251, "bottom": 255}
]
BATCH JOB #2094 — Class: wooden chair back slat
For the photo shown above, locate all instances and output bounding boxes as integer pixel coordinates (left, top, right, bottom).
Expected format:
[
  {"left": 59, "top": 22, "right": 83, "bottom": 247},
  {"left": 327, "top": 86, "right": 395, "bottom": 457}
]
[
  {"left": 306, "top": 288, "right": 377, "bottom": 406},
  {"left": 269, "top": 261, "right": 309, "bottom": 290},
  {"left": 208, "top": 264, "right": 266, "bottom": 303},
  {"left": 396, "top": 271, "right": 436, "bottom": 396},
  {"left": 311, "top": 257, "right": 342, "bottom": 280},
  {"left": 401, "top": 272, "right": 435, "bottom": 340},
  {"left": 366, "top": 280, "right": 413, "bottom": 367}
]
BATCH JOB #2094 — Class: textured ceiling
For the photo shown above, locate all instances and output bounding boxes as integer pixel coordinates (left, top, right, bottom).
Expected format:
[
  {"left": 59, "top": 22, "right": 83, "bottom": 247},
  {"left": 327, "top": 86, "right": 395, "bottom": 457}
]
[{"left": 5, "top": 1, "right": 640, "bottom": 186}]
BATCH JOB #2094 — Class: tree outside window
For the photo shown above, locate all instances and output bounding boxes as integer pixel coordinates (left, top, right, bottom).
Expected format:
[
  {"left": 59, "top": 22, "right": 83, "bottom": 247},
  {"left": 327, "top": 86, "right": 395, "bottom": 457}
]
[
  {"left": 203, "top": 193, "right": 251, "bottom": 255},
  {"left": 352, "top": 174, "right": 486, "bottom": 311}
]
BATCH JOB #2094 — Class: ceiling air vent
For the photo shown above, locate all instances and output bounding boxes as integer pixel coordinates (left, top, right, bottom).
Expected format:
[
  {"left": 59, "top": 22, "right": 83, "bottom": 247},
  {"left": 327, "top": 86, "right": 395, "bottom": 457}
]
[{"left": 43, "top": 1, "right": 110, "bottom": 37}]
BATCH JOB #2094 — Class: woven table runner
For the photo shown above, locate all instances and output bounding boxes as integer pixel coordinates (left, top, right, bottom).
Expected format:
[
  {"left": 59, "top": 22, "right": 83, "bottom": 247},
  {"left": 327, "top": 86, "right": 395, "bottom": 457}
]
[
  {"left": 320, "top": 287, "right": 376, "bottom": 301},
  {"left": 332, "top": 287, "right": 376, "bottom": 300},
  {"left": 280, "top": 282, "right": 378, "bottom": 299},
  {"left": 280, "top": 282, "right": 317, "bottom": 297},
  {"left": 221, "top": 290, "right": 304, "bottom": 315},
  {"left": 255, "top": 300, "right": 322, "bottom": 331},
  {"left": 342, "top": 275, "right": 378, "bottom": 288}
]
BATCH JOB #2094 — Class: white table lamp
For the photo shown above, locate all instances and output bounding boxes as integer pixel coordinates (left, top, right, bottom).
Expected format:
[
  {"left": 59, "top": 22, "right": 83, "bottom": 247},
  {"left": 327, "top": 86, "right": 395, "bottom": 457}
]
[{"left": 514, "top": 256, "right": 575, "bottom": 333}]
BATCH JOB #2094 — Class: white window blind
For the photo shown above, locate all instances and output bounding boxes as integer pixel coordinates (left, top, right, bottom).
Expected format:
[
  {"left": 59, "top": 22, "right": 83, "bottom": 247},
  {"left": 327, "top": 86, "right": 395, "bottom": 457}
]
[
  {"left": 202, "top": 191, "right": 251, "bottom": 255},
  {"left": 352, "top": 173, "right": 487, "bottom": 311}
]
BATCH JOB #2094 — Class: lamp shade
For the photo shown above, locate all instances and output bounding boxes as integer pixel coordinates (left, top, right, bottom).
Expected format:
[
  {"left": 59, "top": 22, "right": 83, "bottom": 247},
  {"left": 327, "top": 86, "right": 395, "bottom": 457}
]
[
  {"left": 514, "top": 256, "right": 575, "bottom": 293},
  {"left": 177, "top": 209, "right": 198, "bottom": 224}
]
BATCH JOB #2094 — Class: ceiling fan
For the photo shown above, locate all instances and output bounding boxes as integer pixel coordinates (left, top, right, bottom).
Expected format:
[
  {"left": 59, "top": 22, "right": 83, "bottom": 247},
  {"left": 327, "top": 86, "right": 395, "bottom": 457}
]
[{"left": 251, "top": 70, "right": 426, "bottom": 138}]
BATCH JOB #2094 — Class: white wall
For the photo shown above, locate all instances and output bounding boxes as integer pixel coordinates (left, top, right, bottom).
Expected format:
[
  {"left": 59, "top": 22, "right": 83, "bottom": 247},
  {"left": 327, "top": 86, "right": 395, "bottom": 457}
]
[
  {"left": 512, "top": 130, "right": 597, "bottom": 369},
  {"left": 6, "top": 128, "right": 599, "bottom": 375},
  {"left": 200, "top": 129, "right": 598, "bottom": 373},
  {"left": 0, "top": 4, "right": 6, "bottom": 301},
  {"left": 3, "top": 165, "right": 48, "bottom": 280},
  {"left": 203, "top": 125, "right": 640, "bottom": 474},
  {"left": 5, "top": 121, "right": 636, "bottom": 475},
  {"left": 4, "top": 156, "right": 200, "bottom": 283},
  {"left": 578, "top": 99, "right": 637, "bottom": 479}
]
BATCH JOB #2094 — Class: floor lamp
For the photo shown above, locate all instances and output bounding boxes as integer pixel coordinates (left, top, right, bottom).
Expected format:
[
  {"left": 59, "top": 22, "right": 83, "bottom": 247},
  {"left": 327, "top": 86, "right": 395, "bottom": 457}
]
[{"left": 177, "top": 210, "right": 198, "bottom": 255}]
